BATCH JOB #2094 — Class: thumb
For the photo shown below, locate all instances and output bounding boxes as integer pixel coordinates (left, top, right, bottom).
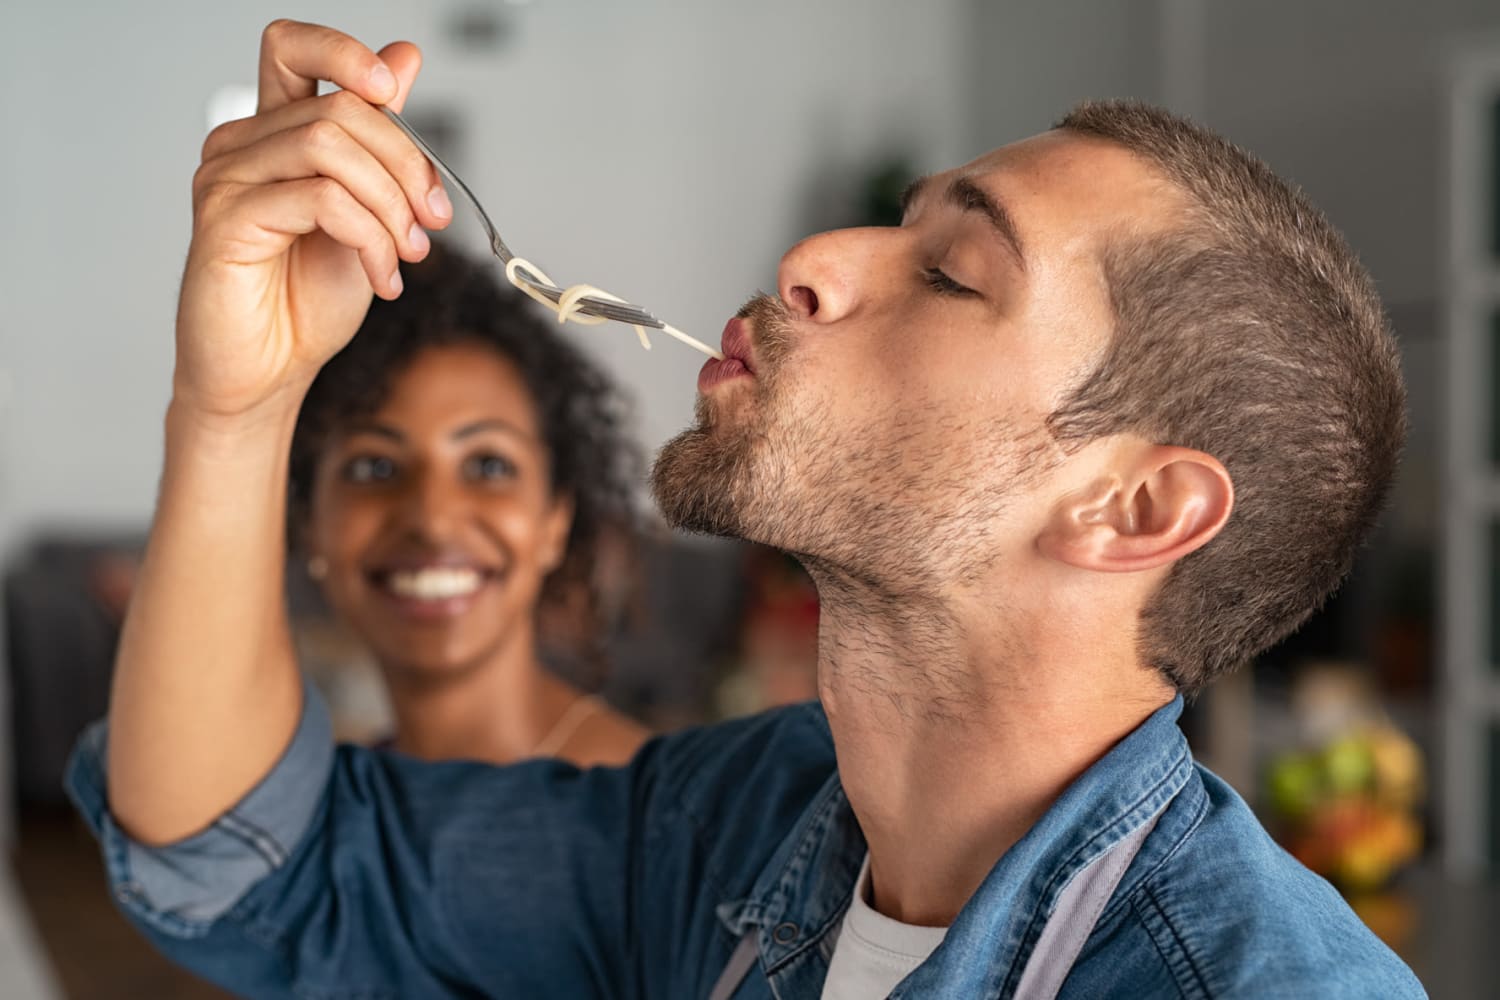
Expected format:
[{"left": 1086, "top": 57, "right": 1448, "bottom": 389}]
[{"left": 377, "top": 41, "right": 423, "bottom": 112}]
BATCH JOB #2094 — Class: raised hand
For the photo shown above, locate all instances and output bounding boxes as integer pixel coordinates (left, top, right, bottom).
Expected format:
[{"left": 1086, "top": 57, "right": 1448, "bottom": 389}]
[
  {"left": 109, "top": 20, "right": 456, "bottom": 846},
  {"left": 174, "top": 19, "right": 452, "bottom": 421}
]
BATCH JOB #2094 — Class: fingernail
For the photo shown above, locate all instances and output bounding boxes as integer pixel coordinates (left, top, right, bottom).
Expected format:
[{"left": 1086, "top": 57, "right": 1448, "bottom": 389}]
[
  {"left": 369, "top": 63, "right": 397, "bottom": 99},
  {"left": 408, "top": 222, "right": 430, "bottom": 254},
  {"left": 427, "top": 184, "right": 452, "bottom": 220},
  {"left": 389, "top": 269, "right": 403, "bottom": 295}
]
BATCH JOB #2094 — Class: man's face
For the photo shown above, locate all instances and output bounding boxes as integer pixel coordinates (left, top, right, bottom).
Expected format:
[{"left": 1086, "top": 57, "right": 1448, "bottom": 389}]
[{"left": 653, "top": 131, "right": 1180, "bottom": 590}]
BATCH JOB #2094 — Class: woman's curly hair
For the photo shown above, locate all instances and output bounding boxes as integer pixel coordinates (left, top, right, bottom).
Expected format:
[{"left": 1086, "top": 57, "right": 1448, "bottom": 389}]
[{"left": 287, "top": 242, "right": 642, "bottom": 622}]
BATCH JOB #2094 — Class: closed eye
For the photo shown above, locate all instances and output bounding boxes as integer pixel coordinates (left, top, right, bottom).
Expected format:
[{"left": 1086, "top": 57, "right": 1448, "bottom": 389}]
[{"left": 922, "top": 267, "right": 977, "bottom": 297}]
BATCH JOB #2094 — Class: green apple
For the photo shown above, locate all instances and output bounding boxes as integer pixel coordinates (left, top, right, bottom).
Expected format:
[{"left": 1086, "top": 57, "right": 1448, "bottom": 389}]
[{"left": 1268, "top": 753, "right": 1322, "bottom": 819}]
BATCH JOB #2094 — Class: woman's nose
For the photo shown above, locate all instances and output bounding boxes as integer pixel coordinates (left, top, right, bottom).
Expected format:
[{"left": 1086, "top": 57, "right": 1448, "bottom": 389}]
[
  {"left": 401, "top": 469, "right": 465, "bottom": 540},
  {"left": 776, "top": 227, "right": 887, "bottom": 325}
]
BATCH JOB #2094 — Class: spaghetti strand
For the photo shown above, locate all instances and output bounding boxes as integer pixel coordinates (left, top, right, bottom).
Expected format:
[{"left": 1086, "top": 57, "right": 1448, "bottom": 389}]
[{"left": 503, "top": 256, "right": 723, "bottom": 359}]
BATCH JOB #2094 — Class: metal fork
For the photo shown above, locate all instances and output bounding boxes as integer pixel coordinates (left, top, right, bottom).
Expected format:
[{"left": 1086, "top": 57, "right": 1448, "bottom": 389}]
[{"left": 382, "top": 106, "right": 718, "bottom": 355}]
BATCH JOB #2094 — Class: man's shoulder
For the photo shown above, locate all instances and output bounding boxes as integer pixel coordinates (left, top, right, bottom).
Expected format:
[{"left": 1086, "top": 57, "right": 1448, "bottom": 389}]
[{"left": 1123, "top": 764, "right": 1425, "bottom": 998}]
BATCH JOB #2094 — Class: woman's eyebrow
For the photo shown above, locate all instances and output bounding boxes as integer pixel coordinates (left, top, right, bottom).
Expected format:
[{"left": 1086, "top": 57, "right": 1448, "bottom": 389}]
[
  {"left": 343, "top": 422, "right": 404, "bottom": 443},
  {"left": 451, "top": 418, "right": 536, "bottom": 443},
  {"left": 343, "top": 419, "right": 535, "bottom": 443}
]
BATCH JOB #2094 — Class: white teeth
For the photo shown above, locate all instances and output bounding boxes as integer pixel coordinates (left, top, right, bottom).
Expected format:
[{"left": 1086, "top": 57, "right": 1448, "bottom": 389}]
[{"left": 385, "top": 568, "right": 483, "bottom": 600}]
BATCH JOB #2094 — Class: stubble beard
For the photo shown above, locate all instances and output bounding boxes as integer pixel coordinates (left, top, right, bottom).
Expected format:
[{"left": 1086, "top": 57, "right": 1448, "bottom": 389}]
[
  {"left": 650, "top": 297, "right": 1061, "bottom": 718},
  {"left": 651, "top": 291, "right": 1086, "bottom": 733},
  {"left": 651, "top": 296, "right": 1054, "bottom": 596},
  {"left": 651, "top": 295, "right": 798, "bottom": 546}
]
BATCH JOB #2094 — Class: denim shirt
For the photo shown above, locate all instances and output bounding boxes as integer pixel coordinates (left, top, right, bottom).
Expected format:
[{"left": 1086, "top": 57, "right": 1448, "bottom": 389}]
[{"left": 67, "top": 683, "right": 1425, "bottom": 999}]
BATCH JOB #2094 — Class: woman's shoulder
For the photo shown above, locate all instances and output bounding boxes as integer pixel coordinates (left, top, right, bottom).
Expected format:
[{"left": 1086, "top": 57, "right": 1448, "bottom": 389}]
[{"left": 565, "top": 698, "right": 652, "bottom": 768}]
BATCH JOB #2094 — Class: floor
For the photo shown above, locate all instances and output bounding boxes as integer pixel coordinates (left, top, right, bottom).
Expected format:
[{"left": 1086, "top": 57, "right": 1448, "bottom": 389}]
[
  {"left": 0, "top": 860, "right": 60, "bottom": 999},
  {"left": 10, "top": 806, "right": 230, "bottom": 1000}
]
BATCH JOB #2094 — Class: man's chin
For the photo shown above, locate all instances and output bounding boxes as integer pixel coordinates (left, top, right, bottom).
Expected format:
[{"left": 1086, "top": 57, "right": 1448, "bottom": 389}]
[
  {"left": 650, "top": 433, "right": 727, "bottom": 536},
  {"left": 651, "top": 417, "right": 753, "bottom": 538}
]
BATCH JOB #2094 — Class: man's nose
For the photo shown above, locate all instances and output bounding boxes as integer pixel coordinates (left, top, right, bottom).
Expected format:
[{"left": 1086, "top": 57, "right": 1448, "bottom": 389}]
[{"left": 776, "top": 227, "right": 888, "bottom": 325}]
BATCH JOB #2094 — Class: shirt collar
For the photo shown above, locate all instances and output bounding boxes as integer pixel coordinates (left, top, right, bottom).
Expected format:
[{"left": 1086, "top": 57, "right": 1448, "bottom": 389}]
[{"left": 719, "top": 695, "right": 1195, "bottom": 986}]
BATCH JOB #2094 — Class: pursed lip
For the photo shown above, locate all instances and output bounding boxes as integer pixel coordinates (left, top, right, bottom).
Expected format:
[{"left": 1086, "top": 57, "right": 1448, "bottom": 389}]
[
  {"left": 697, "top": 316, "right": 759, "bottom": 393},
  {"left": 720, "top": 317, "right": 756, "bottom": 374}
]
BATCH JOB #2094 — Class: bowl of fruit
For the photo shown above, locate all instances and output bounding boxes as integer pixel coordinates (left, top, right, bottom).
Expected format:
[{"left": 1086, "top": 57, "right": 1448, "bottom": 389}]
[{"left": 1266, "top": 722, "right": 1424, "bottom": 893}]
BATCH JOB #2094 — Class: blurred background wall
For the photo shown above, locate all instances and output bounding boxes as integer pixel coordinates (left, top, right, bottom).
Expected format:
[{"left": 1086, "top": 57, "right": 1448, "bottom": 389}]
[
  {"left": 9, "top": 0, "right": 1495, "bottom": 537},
  {"left": 6, "top": 1, "right": 1500, "bottom": 997},
  {"left": 0, "top": 0, "right": 975, "bottom": 546},
  {"left": 8, "top": 0, "right": 1497, "bottom": 577}
]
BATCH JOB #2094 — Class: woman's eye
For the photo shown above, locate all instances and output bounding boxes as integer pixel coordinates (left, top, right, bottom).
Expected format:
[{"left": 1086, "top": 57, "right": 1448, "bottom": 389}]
[
  {"left": 922, "top": 267, "right": 977, "bottom": 297},
  {"left": 464, "top": 454, "right": 517, "bottom": 482},
  {"left": 343, "top": 455, "right": 397, "bottom": 484}
]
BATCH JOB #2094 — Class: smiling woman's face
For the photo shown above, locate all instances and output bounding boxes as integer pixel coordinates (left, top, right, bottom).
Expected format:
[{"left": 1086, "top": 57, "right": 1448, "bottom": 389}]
[{"left": 307, "top": 341, "right": 573, "bottom": 676}]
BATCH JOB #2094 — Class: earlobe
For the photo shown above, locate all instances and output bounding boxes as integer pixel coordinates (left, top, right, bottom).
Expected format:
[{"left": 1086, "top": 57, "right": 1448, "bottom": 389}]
[
  {"left": 1040, "top": 447, "right": 1233, "bottom": 574},
  {"left": 543, "top": 493, "right": 576, "bottom": 573}
]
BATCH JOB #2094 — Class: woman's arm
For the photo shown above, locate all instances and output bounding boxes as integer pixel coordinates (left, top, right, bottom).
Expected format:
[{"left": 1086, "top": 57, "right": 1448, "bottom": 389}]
[
  {"left": 107, "top": 401, "right": 307, "bottom": 843},
  {"left": 106, "top": 18, "right": 451, "bottom": 844}
]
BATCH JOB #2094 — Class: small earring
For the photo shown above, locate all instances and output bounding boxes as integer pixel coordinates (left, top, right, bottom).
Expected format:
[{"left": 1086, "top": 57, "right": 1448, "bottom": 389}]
[{"left": 307, "top": 555, "right": 329, "bottom": 581}]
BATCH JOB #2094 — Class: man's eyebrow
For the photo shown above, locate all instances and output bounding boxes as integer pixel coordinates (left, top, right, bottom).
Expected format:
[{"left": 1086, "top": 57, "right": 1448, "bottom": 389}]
[
  {"left": 899, "top": 174, "right": 1027, "bottom": 271},
  {"left": 948, "top": 176, "right": 1026, "bottom": 270},
  {"left": 899, "top": 174, "right": 933, "bottom": 217}
]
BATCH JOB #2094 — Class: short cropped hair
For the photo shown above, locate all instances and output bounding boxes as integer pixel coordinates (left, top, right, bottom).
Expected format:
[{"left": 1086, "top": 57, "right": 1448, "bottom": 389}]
[{"left": 1049, "top": 100, "right": 1406, "bottom": 695}]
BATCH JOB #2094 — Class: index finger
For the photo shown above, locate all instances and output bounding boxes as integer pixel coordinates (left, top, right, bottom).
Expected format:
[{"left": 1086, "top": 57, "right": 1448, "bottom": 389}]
[{"left": 257, "top": 19, "right": 398, "bottom": 114}]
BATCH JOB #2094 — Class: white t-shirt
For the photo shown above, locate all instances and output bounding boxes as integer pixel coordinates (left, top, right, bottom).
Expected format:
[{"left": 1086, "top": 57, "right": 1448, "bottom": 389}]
[{"left": 821, "top": 855, "right": 949, "bottom": 1000}]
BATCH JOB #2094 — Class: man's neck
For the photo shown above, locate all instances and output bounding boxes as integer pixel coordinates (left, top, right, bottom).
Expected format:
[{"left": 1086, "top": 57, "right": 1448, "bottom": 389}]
[{"left": 812, "top": 578, "right": 1174, "bottom": 928}]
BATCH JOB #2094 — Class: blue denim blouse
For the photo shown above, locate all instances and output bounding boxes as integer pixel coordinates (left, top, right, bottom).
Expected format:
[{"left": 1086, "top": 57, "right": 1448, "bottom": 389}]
[{"left": 66, "top": 683, "right": 1425, "bottom": 998}]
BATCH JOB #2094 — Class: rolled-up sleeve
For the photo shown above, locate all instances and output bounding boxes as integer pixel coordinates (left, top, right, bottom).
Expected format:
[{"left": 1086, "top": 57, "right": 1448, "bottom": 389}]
[
  {"left": 64, "top": 677, "right": 333, "bottom": 939},
  {"left": 61, "top": 675, "right": 688, "bottom": 998}
]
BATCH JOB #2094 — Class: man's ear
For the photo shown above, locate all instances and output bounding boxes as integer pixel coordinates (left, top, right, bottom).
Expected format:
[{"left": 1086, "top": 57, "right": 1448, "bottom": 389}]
[{"left": 1038, "top": 446, "right": 1233, "bottom": 573}]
